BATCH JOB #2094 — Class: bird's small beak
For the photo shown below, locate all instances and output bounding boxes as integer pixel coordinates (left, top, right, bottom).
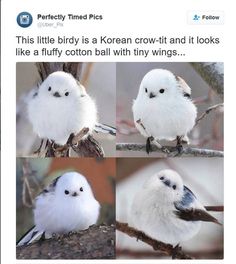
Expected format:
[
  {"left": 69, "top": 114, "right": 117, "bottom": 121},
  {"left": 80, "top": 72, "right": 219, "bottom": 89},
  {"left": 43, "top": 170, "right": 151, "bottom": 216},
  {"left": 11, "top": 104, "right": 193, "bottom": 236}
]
[
  {"left": 149, "top": 92, "right": 156, "bottom": 99},
  {"left": 163, "top": 180, "right": 171, "bottom": 187},
  {"left": 72, "top": 192, "right": 78, "bottom": 197},
  {"left": 53, "top": 92, "right": 61, "bottom": 98}
]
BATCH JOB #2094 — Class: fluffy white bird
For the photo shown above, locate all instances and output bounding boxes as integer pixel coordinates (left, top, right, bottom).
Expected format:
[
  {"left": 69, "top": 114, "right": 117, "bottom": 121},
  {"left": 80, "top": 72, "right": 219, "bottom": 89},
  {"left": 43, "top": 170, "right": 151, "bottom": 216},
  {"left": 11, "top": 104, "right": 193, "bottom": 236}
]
[
  {"left": 27, "top": 71, "right": 97, "bottom": 146},
  {"left": 17, "top": 171, "right": 100, "bottom": 246},
  {"left": 132, "top": 69, "right": 197, "bottom": 153},
  {"left": 130, "top": 169, "right": 220, "bottom": 245}
]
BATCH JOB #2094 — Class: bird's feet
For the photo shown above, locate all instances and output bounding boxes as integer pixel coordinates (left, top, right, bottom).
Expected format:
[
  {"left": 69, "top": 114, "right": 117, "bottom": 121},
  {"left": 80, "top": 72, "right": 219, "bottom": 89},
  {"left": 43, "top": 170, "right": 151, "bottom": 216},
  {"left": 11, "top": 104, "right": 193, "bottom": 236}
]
[
  {"left": 176, "top": 144, "right": 183, "bottom": 154},
  {"left": 146, "top": 137, "right": 153, "bottom": 154},
  {"left": 172, "top": 244, "right": 182, "bottom": 259},
  {"left": 136, "top": 231, "right": 146, "bottom": 242},
  {"left": 175, "top": 136, "right": 184, "bottom": 155},
  {"left": 161, "top": 146, "right": 170, "bottom": 154},
  {"left": 146, "top": 137, "right": 170, "bottom": 154}
]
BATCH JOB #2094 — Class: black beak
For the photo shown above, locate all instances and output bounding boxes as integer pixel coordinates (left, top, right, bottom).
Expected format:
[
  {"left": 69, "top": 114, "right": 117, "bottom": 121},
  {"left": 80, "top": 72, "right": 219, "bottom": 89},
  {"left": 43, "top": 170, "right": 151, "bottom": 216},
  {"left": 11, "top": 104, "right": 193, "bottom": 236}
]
[
  {"left": 149, "top": 92, "right": 156, "bottom": 98},
  {"left": 163, "top": 180, "right": 171, "bottom": 187},
  {"left": 53, "top": 92, "right": 61, "bottom": 97},
  {"left": 72, "top": 192, "right": 78, "bottom": 197}
]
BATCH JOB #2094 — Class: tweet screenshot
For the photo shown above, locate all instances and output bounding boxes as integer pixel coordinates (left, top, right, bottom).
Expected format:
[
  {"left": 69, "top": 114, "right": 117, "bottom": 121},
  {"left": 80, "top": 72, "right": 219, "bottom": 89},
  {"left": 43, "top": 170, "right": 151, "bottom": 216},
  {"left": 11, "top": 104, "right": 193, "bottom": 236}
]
[{"left": 1, "top": 0, "right": 231, "bottom": 263}]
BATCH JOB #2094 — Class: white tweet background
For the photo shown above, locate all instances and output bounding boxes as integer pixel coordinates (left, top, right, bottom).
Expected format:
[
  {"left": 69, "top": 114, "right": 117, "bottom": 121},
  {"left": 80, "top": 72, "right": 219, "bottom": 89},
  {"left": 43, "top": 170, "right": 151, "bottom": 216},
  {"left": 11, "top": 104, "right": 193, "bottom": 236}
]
[{"left": 1, "top": 0, "right": 235, "bottom": 263}]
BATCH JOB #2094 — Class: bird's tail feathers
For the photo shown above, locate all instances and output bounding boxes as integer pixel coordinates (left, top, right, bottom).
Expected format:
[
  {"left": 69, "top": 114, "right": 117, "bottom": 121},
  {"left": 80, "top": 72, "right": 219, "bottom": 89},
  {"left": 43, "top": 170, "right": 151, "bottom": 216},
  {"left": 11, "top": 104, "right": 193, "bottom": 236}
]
[
  {"left": 94, "top": 123, "right": 116, "bottom": 136},
  {"left": 17, "top": 226, "right": 45, "bottom": 247}
]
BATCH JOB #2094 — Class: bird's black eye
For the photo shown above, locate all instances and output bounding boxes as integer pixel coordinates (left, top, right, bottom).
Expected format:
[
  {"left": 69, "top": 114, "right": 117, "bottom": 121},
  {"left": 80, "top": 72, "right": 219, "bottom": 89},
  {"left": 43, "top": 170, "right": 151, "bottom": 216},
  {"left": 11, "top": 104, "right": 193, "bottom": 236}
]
[
  {"left": 145, "top": 88, "right": 148, "bottom": 93},
  {"left": 160, "top": 176, "right": 164, "bottom": 180},
  {"left": 80, "top": 187, "right": 83, "bottom": 192},
  {"left": 159, "top": 89, "right": 165, "bottom": 94},
  {"left": 48, "top": 86, "right": 51, "bottom": 91},
  {"left": 172, "top": 185, "right": 176, "bottom": 190},
  {"left": 65, "top": 92, "right": 69, "bottom": 96},
  {"left": 64, "top": 190, "right": 69, "bottom": 195}
]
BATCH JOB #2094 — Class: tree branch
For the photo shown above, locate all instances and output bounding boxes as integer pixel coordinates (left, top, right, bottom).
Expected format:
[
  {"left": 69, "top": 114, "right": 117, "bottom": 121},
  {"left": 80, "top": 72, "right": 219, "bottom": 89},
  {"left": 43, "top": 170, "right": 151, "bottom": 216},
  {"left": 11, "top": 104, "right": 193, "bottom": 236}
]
[
  {"left": 195, "top": 103, "right": 223, "bottom": 127},
  {"left": 116, "top": 144, "right": 223, "bottom": 157},
  {"left": 205, "top": 206, "right": 224, "bottom": 212},
  {"left": 36, "top": 62, "right": 83, "bottom": 81},
  {"left": 116, "top": 221, "right": 192, "bottom": 259},
  {"left": 17, "top": 224, "right": 115, "bottom": 259},
  {"left": 191, "top": 62, "right": 224, "bottom": 98}
]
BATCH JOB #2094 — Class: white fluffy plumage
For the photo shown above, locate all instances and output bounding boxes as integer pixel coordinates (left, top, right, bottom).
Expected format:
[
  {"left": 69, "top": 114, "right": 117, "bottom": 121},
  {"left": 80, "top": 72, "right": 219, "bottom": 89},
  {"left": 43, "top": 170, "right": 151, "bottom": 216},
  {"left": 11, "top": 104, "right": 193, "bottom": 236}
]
[
  {"left": 132, "top": 69, "right": 197, "bottom": 144},
  {"left": 27, "top": 71, "right": 97, "bottom": 145},
  {"left": 130, "top": 169, "right": 210, "bottom": 244},
  {"left": 17, "top": 172, "right": 100, "bottom": 246}
]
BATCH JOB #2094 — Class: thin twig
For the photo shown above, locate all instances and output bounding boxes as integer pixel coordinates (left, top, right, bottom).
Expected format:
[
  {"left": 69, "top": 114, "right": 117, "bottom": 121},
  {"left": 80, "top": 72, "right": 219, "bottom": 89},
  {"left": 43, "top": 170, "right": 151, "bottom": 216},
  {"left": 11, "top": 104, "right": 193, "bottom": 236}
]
[
  {"left": 195, "top": 103, "right": 224, "bottom": 127},
  {"left": 71, "top": 127, "right": 89, "bottom": 145},
  {"left": 205, "top": 206, "right": 224, "bottom": 212},
  {"left": 21, "top": 159, "right": 38, "bottom": 208},
  {"left": 116, "top": 221, "right": 192, "bottom": 259},
  {"left": 116, "top": 144, "right": 223, "bottom": 157}
]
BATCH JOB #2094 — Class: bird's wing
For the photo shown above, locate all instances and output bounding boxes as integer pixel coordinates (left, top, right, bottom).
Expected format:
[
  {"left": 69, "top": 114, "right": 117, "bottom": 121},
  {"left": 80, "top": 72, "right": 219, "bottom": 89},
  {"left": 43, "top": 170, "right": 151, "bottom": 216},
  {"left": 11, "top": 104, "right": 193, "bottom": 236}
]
[
  {"left": 174, "top": 185, "right": 196, "bottom": 210},
  {"left": 94, "top": 123, "right": 116, "bottom": 136},
  {"left": 17, "top": 226, "right": 45, "bottom": 246},
  {"left": 38, "top": 175, "right": 61, "bottom": 196},
  {"left": 174, "top": 185, "right": 221, "bottom": 225},
  {"left": 174, "top": 207, "right": 221, "bottom": 225},
  {"left": 176, "top": 75, "right": 192, "bottom": 98}
]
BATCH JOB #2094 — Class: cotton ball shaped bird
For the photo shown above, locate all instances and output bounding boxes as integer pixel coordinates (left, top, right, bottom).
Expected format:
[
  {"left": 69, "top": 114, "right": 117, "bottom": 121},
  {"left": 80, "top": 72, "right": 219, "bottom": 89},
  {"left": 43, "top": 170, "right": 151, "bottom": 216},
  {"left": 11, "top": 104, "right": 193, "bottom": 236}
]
[
  {"left": 17, "top": 171, "right": 100, "bottom": 246},
  {"left": 130, "top": 169, "right": 221, "bottom": 245},
  {"left": 27, "top": 71, "right": 97, "bottom": 146},
  {"left": 132, "top": 69, "right": 197, "bottom": 154}
]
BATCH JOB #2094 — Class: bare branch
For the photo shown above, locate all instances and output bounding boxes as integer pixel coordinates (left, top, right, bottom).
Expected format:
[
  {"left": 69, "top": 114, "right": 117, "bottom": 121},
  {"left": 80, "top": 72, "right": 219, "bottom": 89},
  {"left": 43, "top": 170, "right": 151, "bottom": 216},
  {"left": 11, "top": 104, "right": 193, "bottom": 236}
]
[
  {"left": 17, "top": 225, "right": 115, "bottom": 259},
  {"left": 116, "top": 221, "right": 192, "bottom": 259},
  {"left": 205, "top": 206, "right": 224, "bottom": 212},
  {"left": 71, "top": 127, "right": 90, "bottom": 145},
  {"left": 36, "top": 62, "right": 83, "bottom": 81},
  {"left": 195, "top": 103, "right": 223, "bottom": 127},
  {"left": 21, "top": 159, "right": 42, "bottom": 208},
  {"left": 191, "top": 62, "right": 224, "bottom": 98},
  {"left": 116, "top": 143, "right": 223, "bottom": 157}
]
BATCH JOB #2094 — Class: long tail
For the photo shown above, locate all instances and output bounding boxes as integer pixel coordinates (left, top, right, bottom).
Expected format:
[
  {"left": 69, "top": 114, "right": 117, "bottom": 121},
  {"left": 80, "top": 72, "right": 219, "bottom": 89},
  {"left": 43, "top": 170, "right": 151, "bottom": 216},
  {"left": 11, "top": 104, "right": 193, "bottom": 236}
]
[
  {"left": 94, "top": 123, "right": 116, "bottom": 136},
  {"left": 17, "top": 226, "right": 45, "bottom": 247}
]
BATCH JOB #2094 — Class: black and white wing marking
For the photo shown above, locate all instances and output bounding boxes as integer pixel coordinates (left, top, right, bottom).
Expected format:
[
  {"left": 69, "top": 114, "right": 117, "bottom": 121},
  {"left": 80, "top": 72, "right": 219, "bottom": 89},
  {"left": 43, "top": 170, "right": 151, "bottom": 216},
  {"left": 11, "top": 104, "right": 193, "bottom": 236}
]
[
  {"left": 17, "top": 226, "right": 45, "bottom": 247},
  {"left": 41, "top": 175, "right": 62, "bottom": 195},
  {"left": 174, "top": 185, "right": 196, "bottom": 211},
  {"left": 174, "top": 186, "right": 221, "bottom": 225},
  {"left": 175, "top": 75, "right": 192, "bottom": 99}
]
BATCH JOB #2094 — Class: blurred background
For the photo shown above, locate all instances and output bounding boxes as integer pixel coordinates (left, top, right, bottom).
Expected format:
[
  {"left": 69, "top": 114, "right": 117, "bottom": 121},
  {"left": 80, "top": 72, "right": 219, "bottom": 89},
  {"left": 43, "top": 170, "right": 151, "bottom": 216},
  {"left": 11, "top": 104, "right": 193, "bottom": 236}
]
[
  {"left": 16, "top": 62, "right": 116, "bottom": 157},
  {"left": 116, "top": 158, "right": 223, "bottom": 259},
  {"left": 116, "top": 62, "right": 223, "bottom": 157},
  {"left": 16, "top": 157, "right": 115, "bottom": 241}
]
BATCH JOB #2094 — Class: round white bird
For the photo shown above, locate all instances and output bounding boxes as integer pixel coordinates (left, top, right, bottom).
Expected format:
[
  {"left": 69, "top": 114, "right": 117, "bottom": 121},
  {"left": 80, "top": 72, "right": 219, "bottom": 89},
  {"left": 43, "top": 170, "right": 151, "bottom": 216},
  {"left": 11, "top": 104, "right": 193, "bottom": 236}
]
[
  {"left": 132, "top": 69, "right": 197, "bottom": 153},
  {"left": 27, "top": 71, "right": 97, "bottom": 145},
  {"left": 17, "top": 171, "right": 100, "bottom": 246},
  {"left": 130, "top": 169, "right": 220, "bottom": 245}
]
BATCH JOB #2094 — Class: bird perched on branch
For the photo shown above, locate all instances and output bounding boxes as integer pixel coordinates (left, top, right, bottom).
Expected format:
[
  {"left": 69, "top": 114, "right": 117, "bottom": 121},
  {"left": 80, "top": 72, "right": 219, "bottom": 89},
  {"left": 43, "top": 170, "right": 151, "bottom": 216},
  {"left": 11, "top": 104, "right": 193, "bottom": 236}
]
[
  {"left": 27, "top": 71, "right": 116, "bottom": 155},
  {"left": 132, "top": 69, "right": 197, "bottom": 154},
  {"left": 130, "top": 169, "right": 221, "bottom": 245},
  {"left": 17, "top": 171, "right": 100, "bottom": 246}
]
